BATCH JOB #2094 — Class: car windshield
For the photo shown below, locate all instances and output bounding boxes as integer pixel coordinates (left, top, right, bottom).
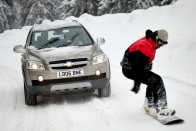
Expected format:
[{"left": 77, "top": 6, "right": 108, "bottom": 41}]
[{"left": 29, "top": 26, "right": 94, "bottom": 49}]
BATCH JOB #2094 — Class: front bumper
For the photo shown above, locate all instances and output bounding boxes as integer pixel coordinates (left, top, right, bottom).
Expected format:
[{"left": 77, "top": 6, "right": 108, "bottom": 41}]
[{"left": 26, "top": 76, "right": 110, "bottom": 95}]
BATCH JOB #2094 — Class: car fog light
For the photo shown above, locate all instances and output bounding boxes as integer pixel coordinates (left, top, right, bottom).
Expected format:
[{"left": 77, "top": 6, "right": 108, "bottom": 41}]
[
  {"left": 95, "top": 70, "right": 101, "bottom": 76},
  {"left": 38, "top": 75, "right": 44, "bottom": 82}
]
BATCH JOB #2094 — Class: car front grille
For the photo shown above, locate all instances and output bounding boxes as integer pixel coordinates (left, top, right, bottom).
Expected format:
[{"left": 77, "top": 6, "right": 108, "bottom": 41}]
[
  {"left": 49, "top": 58, "right": 88, "bottom": 64},
  {"left": 49, "top": 58, "right": 88, "bottom": 70},
  {"left": 31, "top": 73, "right": 106, "bottom": 86},
  {"left": 51, "top": 64, "right": 86, "bottom": 69}
]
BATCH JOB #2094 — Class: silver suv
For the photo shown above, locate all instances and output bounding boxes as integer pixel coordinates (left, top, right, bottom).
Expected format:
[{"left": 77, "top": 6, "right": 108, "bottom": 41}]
[{"left": 13, "top": 21, "right": 111, "bottom": 105}]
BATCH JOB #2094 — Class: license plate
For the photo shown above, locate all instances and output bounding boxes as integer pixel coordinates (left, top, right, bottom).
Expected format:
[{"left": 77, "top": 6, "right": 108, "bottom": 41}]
[{"left": 57, "top": 69, "right": 84, "bottom": 78}]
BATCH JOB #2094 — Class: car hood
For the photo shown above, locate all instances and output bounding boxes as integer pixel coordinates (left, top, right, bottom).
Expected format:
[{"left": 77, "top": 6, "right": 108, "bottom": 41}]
[{"left": 28, "top": 45, "right": 97, "bottom": 64}]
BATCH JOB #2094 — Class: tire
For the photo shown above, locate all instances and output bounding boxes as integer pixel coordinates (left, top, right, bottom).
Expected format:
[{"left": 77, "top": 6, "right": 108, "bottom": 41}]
[
  {"left": 24, "top": 83, "right": 37, "bottom": 106},
  {"left": 98, "top": 83, "right": 111, "bottom": 97}
]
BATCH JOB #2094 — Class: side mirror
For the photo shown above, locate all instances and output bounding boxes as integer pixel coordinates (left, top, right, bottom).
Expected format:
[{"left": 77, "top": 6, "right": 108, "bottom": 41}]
[
  {"left": 97, "top": 37, "right": 105, "bottom": 45},
  {"left": 13, "top": 45, "right": 24, "bottom": 53}
]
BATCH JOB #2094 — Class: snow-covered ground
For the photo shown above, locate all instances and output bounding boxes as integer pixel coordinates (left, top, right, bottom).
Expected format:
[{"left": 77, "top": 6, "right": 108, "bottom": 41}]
[{"left": 0, "top": 0, "right": 196, "bottom": 130}]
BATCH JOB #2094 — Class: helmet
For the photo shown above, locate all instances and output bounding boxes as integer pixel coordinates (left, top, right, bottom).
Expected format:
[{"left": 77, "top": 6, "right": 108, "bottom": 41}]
[
  {"left": 157, "top": 29, "right": 168, "bottom": 42},
  {"left": 155, "top": 29, "right": 168, "bottom": 46}
]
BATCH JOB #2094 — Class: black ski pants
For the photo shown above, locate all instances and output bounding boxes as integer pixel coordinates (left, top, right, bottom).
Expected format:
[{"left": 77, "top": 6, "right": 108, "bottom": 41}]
[{"left": 122, "top": 68, "right": 167, "bottom": 108}]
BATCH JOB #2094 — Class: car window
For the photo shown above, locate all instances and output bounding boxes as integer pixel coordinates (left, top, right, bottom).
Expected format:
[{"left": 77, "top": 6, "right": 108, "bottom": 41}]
[{"left": 30, "top": 26, "right": 94, "bottom": 49}]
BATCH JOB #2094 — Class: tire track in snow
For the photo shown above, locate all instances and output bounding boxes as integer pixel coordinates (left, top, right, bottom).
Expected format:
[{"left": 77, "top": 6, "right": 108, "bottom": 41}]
[
  {"left": 163, "top": 75, "right": 196, "bottom": 88},
  {"left": 0, "top": 65, "right": 24, "bottom": 130},
  {"left": 0, "top": 65, "right": 21, "bottom": 110},
  {"left": 89, "top": 98, "right": 114, "bottom": 126}
]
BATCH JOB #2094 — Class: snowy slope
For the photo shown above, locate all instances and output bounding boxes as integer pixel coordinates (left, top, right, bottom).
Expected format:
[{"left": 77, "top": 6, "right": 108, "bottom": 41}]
[{"left": 0, "top": 0, "right": 196, "bottom": 130}]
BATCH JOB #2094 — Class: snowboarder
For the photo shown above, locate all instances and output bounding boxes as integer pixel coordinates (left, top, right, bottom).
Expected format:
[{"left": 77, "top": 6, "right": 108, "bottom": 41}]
[{"left": 120, "top": 29, "right": 175, "bottom": 116}]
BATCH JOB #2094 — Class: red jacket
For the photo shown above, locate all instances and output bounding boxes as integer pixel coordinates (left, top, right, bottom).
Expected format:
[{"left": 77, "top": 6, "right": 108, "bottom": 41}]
[
  {"left": 129, "top": 37, "right": 157, "bottom": 62},
  {"left": 121, "top": 37, "right": 157, "bottom": 69}
]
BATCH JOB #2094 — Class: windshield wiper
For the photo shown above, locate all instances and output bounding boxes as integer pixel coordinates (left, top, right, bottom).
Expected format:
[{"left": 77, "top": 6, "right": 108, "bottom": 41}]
[
  {"left": 38, "top": 37, "right": 59, "bottom": 50},
  {"left": 57, "top": 33, "right": 79, "bottom": 48}
]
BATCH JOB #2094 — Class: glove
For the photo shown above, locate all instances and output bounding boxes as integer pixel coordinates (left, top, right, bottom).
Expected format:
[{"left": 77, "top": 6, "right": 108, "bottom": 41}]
[
  {"left": 131, "top": 85, "right": 140, "bottom": 94},
  {"left": 144, "top": 63, "right": 153, "bottom": 70},
  {"left": 131, "top": 81, "right": 141, "bottom": 94}
]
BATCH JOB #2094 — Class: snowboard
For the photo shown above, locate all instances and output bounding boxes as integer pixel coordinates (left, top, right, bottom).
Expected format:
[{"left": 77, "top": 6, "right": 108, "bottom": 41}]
[{"left": 145, "top": 109, "right": 184, "bottom": 125}]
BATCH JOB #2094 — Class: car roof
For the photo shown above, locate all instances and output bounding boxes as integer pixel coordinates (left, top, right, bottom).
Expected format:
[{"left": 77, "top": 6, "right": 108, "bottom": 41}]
[{"left": 32, "top": 21, "right": 81, "bottom": 32}]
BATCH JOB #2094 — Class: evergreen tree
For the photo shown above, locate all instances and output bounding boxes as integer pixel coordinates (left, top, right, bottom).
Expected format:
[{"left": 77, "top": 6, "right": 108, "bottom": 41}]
[{"left": 0, "top": 0, "right": 178, "bottom": 33}]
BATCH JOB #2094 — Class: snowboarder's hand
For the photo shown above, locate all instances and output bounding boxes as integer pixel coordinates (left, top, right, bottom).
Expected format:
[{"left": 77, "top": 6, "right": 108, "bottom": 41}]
[{"left": 131, "top": 85, "right": 140, "bottom": 94}]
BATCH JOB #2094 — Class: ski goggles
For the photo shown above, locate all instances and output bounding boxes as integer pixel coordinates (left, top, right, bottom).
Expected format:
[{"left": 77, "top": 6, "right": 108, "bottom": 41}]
[{"left": 157, "top": 39, "right": 168, "bottom": 46}]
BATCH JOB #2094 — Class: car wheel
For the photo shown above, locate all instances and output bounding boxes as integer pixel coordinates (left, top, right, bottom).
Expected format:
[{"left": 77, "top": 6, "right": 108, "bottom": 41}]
[
  {"left": 98, "top": 83, "right": 111, "bottom": 97},
  {"left": 24, "top": 83, "right": 37, "bottom": 106}
]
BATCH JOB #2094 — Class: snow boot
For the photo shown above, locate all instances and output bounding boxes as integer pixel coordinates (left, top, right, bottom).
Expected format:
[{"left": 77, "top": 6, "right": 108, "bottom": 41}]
[
  {"left": 143, "top": 97, "right": 154, "bottom": 111},
  {"left": 144, "top": 98, "right": 176, "bottom": 117},
  {"left": 156, "top": 108, "right": 176, "bottom": 116},
  {"left": 146, "top": 107, "right": 176, "bottom": 119}
]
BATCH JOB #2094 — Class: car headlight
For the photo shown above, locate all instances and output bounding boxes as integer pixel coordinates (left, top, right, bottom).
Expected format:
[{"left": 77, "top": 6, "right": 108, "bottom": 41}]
[
  {"left": 92, "top": 54, "right": 107, "bottom": 65},
  {"left": 26, "top": 61, "right": 45, "bottom": 70}
]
